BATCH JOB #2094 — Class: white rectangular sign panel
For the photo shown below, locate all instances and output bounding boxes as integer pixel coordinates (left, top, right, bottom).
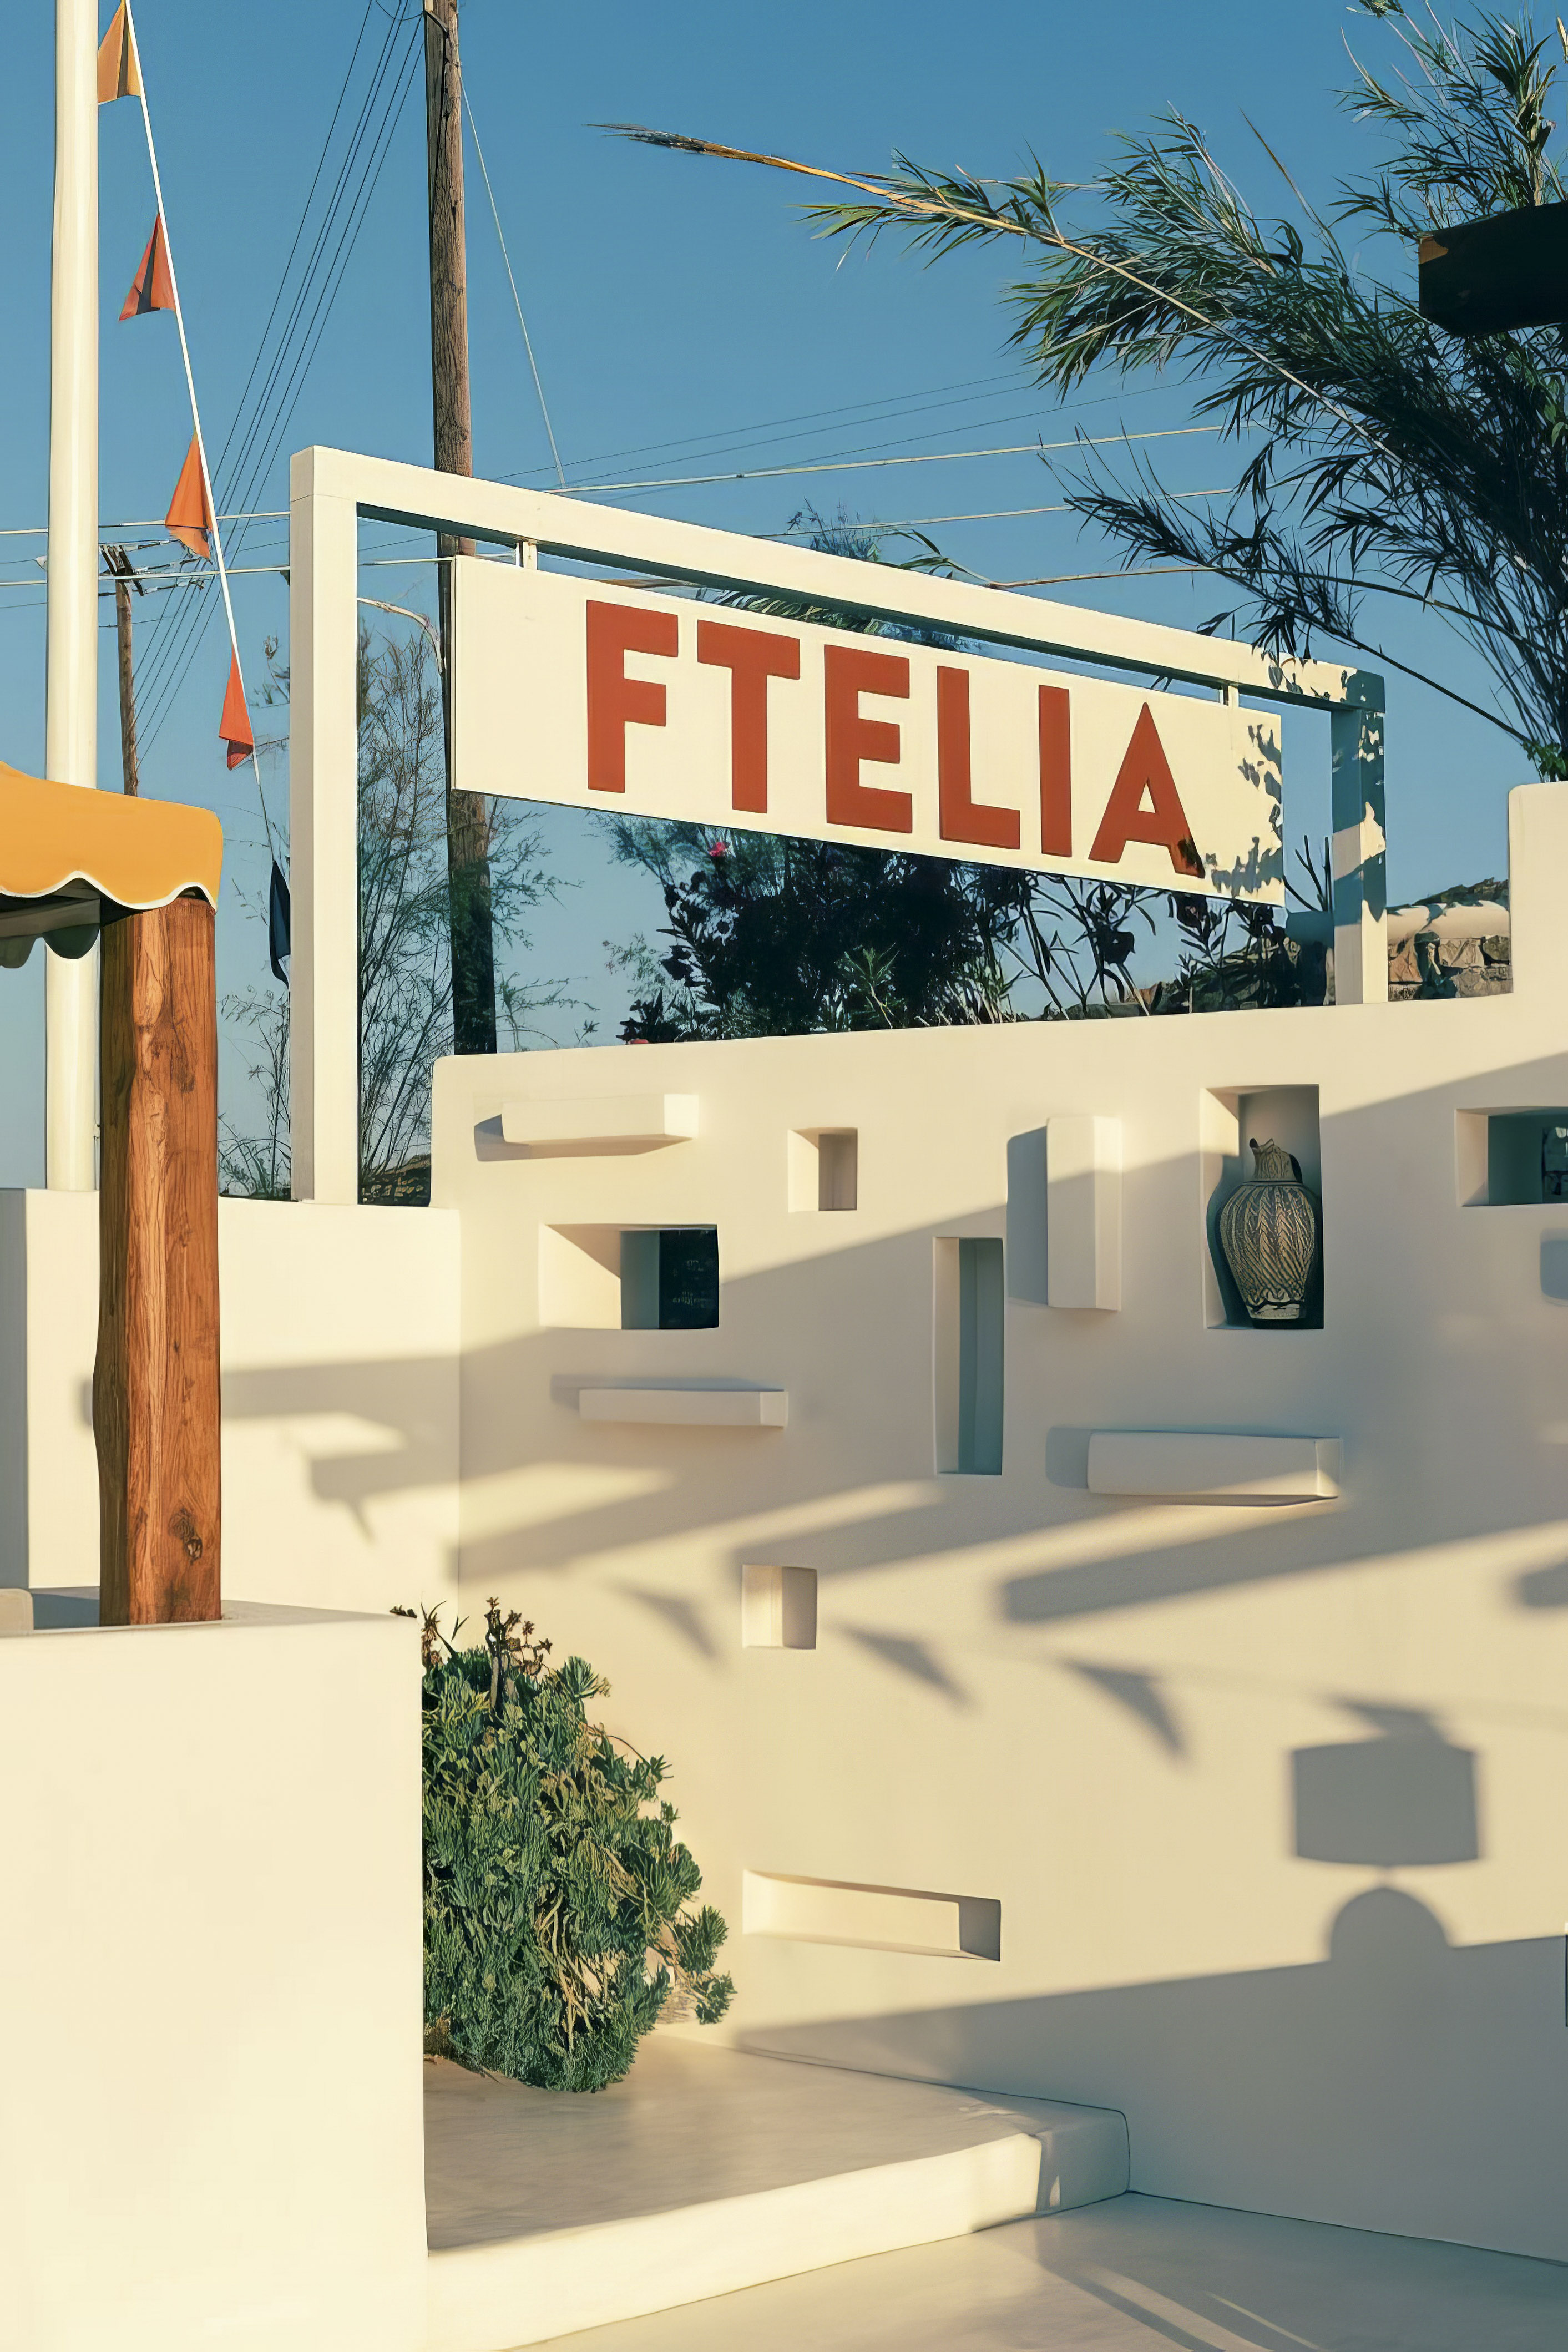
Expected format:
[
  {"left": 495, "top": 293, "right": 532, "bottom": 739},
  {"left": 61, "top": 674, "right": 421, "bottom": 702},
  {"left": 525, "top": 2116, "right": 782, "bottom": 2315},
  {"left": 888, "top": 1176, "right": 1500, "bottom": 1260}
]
[{"left": 452, "top": 560, "right": 1283, "bottom": 901}]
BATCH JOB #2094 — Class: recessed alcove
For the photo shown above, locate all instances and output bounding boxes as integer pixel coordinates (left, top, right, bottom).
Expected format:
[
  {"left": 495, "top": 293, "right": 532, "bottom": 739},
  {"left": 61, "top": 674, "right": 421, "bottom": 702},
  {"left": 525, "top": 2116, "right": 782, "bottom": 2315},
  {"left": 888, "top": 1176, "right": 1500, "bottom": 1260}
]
[
  {"left": 539, "top": 1226, "right": 719, "bottom": 1329},
  {"left": 934, "top": 1237, "right": 1004, "bottom": 1473},
  {"left": 788, "top": 1128, "right": 858, "bottom": 1211},
  {"left": 741, "top": 1564, "right": 818, "bottom": 1649},
  {"left": 1202, "top": 1086, "right": 1323, "bottom": 1330},
  {"left": 1456, "top": 1108, "right": 1568, "bottom": 1205}
]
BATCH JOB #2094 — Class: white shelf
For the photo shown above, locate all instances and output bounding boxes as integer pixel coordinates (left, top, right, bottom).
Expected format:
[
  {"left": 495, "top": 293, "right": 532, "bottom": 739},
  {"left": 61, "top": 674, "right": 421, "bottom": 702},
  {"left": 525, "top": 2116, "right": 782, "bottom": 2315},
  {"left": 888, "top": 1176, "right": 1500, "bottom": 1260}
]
[
  {"left": 500, "top": 1092, "right": 699, "bottom": 1151},
  {"left": 578, "top": 1387, "right": 787, "bottom": 1428},
  {"left": 1086, "top": 1432, "right": 1340, "bottom": 1503}
]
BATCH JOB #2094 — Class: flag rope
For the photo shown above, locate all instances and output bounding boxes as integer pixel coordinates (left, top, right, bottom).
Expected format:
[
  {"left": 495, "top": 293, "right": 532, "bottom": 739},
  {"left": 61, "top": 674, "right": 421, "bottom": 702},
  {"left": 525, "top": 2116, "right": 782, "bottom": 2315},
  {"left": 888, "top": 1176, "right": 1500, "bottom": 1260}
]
[{"left": 120, "top": 0, "right": 279, "bottom": 868}]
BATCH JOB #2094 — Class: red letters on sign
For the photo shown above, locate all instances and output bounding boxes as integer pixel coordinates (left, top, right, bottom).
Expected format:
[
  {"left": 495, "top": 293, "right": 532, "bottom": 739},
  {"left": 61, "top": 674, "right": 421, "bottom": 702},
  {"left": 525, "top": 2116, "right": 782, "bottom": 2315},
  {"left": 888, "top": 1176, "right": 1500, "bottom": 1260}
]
[
  {"left": 937, "top": 668, "right": 1021, "bottom": 851},
  {"left": 823, "top": 644, "right": 913, "bottom": 834},
  {"left": 586, "top": 601, "right": 679, "bottom": 793},
  {"left": 1038, "top": 685, "right": 1072, "bottom": 858},
  {"left": 1088, "top": 702, "right": 1203, "bottom": 876},
  {"left": 696, "top": 620, "right": 801, "bottom": 812}
]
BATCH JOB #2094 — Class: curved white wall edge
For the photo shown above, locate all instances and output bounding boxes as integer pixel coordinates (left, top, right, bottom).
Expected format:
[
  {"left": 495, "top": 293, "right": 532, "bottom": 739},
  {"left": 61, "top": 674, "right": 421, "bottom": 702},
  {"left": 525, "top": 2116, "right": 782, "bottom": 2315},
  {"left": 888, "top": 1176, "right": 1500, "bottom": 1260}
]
[{"left": 1086, "top": 1432, "right": 1341, "bottom": 1503}]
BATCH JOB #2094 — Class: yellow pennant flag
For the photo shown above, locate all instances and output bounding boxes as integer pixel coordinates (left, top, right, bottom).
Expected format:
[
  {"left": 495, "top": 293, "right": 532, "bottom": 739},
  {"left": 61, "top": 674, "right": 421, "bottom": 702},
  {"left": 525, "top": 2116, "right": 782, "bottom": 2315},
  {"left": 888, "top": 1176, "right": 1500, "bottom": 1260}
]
[{"left": 98, "top": 3, "right": 142, "bottom": 104}]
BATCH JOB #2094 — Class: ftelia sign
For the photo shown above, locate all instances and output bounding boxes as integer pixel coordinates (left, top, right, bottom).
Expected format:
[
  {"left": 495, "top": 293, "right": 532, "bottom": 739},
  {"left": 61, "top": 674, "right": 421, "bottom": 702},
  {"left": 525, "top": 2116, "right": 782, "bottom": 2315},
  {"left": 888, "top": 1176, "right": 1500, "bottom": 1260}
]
[{"left": 452, "top": 561, "right": 1283, "bottom": 901}]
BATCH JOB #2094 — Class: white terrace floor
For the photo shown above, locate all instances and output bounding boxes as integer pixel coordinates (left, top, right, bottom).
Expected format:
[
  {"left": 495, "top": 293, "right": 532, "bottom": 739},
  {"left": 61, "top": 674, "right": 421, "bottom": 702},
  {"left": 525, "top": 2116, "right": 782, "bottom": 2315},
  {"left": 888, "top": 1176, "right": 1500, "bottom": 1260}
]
[
  {"left": 532, "top": 2193, "right": 1568, "bottom": 2352},
  {"left": 423, "top": 2037, "right": 1565, "bottom": 2351}
]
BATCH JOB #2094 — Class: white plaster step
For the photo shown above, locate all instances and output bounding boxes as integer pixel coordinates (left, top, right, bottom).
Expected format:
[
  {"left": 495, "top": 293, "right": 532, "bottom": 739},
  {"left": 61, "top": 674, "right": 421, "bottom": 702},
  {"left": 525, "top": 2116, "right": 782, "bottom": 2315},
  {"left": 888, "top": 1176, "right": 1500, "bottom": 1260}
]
[{"left": 424, "top": 2037, "right": 1128, "bottom": 2352}]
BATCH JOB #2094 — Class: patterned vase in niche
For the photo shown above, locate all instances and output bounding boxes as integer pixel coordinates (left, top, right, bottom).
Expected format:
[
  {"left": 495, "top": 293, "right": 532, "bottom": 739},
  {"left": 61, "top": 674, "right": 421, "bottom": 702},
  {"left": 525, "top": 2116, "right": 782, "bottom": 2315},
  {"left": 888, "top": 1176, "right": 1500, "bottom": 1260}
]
[{"left": 1217, "top": 1137, "right": 1321, "bottom": 1324}]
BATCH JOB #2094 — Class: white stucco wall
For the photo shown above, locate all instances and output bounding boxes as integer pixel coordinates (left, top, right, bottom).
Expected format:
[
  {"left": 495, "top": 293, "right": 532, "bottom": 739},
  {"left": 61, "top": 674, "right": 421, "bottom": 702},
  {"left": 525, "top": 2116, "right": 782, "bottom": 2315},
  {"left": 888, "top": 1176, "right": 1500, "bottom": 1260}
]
[
  {"left": 0, "top": 1606, "right": 427, "bottom": 2352},
  {"left": 4, "top": 791, "right": 1566, "bottom": 2267},
  {"left": 0, "top": 1196, "right": 460, "bottom": 1614},
  {"left": 423, "top": 782, "right": 1568, "bottom": 2263}
]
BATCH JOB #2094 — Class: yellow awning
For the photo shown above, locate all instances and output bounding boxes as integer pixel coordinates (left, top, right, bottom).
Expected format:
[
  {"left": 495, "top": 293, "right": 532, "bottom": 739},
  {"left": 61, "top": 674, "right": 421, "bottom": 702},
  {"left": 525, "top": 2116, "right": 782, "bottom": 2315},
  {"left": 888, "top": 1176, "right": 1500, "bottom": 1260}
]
[{"left": 0, "top": 762, "right": 222, "bottom": 964}]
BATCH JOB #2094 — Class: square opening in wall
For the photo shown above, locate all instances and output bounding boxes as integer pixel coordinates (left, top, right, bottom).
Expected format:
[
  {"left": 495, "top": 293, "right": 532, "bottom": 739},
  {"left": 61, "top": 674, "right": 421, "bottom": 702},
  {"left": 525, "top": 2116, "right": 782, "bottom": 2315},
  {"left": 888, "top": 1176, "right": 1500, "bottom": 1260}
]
[
  {"left": 1202, "top": 1086, "right": 1323, "bottom": 1330},
  {"left": 934, "top": 1237, "right": 1004, "bottom": 1473},
  {"left": 621, "top": 1227, "right": 720, "bottom": 1328},
  {"left": 539, "top": 1226, "right": 720, "bottom": 1329},
  {"left": 788, "top": 1129, "right": 858, "bottom": 1211},
  {"left": 741, "top": 1564, "right": 818, "bottom": 1649},
  {"left": 1456, "top": 1109, "right": 1568, "bottom": 1205}
]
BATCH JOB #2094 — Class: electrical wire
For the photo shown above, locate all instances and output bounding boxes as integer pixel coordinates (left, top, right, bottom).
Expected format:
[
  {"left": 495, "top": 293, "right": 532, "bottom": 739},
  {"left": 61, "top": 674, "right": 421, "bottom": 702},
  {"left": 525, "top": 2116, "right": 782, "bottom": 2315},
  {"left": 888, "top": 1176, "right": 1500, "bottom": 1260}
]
[
  {"left": 134, "top": 12, "right": 417, "bottom": 746},
  {"left": 559, "top": 423, "right": 1223, "bottom": 499},
  {"left": 462, "top": 84, "right": 564, "bottom": 487},
  {"left": 134, "top": 7, "right": 422, "bottom": 759}
]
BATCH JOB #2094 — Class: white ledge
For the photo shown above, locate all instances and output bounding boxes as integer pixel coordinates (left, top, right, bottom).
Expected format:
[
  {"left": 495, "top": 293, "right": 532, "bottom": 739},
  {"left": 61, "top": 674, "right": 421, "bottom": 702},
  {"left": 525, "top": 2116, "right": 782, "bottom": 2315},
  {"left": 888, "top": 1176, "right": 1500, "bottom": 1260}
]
[
  {"left": 500, "top": 1093, "right": 699, "bottom": 1151},
  {"left": 579, "top": 1387, "right": 788, "bottom": 1428},
  {"left": 1086, "top": 1432, "right": 1340, "bottom": 1503}
]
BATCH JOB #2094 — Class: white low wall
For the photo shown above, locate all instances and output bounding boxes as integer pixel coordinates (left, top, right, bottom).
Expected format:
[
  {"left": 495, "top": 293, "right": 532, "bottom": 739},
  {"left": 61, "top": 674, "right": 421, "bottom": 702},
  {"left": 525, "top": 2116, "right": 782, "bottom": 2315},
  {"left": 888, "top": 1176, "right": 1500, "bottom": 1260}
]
[
  {"left": 0, "top": 1197, "right": 461, "bottom": 1616},
  {"left": 0, "top": 1605, "right": 427, "bottom": 2352}
]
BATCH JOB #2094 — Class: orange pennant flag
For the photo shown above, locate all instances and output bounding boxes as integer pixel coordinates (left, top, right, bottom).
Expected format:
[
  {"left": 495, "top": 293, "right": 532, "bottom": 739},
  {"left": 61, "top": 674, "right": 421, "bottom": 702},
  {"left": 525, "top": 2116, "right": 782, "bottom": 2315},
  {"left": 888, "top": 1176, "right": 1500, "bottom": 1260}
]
[
  {"left": 119, "top": 219, "right": 175, "bottom": 320},
  {"left": 220, "top": 651, "right": 255, "bottom": 771},
  {"left": 97, "top": 3, "right": 143, "bottom": 102},
  {"left": 165, "top": 437, "right": 213, "bottom": 560}
]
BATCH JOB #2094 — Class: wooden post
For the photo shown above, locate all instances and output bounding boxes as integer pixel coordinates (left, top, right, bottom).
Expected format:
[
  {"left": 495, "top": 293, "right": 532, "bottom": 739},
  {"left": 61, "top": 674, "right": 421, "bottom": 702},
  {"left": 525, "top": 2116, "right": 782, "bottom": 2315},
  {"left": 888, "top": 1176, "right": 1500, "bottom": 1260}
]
[
  {"left": 103, "top": 544, "right": 142, "bottom": 795},
  {"left": 423, "top": 0, "right": 497, "bottom": 1056},
  {"left": 94, "top": 893, "right": 221, "bottom": 1625}
]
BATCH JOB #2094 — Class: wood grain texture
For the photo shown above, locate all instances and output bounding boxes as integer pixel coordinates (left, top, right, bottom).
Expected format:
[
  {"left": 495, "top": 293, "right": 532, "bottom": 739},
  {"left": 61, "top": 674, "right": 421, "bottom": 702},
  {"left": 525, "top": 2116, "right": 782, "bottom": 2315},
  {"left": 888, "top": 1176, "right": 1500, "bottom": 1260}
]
[
  {"left": 94, "top": 896, "right": 220, "bottom": 1623},
  {"left": 424, "top": 0, "right": 497, "bottom": 1057}
]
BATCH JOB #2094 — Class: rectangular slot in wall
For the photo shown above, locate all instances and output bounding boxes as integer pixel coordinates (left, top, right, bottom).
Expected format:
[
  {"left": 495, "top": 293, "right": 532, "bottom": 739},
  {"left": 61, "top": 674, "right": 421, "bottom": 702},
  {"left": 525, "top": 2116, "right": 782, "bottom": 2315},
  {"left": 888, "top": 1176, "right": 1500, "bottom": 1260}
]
[
  {"left": 539, "top": 1226, "right": 719, "bottom": 1329},
  {"left": 741, "top": 1564, "right": 818, "bottom": 1648},
  {"left": 1456, "top": 1109, "right": 1568, "bottom": 1205},
  {"left": 743, "top": 1871, "right": 1000, "bottom": 1960},
  {"left": 934, "top": 1237, "right": 1004, "bottom": 1474},
  {"left": 788, "top": 1128, "right": 858, "bottom": 1211},
  {"left": 1202, "top": 1086, "right": 1323, "bottom": 1330}
]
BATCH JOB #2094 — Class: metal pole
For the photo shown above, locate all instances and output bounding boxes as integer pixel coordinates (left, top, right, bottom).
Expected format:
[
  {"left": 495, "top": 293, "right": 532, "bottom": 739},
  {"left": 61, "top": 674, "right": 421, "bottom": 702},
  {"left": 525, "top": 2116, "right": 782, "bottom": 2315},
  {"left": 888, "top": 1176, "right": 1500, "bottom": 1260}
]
[{"left": 44, "top": 0, "right": 99, "bottom": 1191}]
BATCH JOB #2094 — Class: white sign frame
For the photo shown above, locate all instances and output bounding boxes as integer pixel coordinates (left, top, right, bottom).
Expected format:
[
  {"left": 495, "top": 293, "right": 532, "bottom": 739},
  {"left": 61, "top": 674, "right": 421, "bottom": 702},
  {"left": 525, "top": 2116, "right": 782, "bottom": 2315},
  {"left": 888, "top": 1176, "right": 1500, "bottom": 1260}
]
[{"left": 287, "top": 446, "right": 1386, "bottom": 1206}]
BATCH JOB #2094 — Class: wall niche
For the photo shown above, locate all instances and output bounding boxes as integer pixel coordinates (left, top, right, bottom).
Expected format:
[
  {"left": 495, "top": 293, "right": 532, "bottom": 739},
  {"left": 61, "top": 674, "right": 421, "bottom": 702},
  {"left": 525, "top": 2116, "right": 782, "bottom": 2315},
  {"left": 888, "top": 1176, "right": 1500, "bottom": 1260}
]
[
  {"left": 539, "top": 1225, "right": 720, "bottom": 1329},
  {"left": 1455, "top": 1108, "right": 1568, "bottom": 1205},
  {"left": 1202, "top": 1086, "right": 1323, "bottom": 1331}
]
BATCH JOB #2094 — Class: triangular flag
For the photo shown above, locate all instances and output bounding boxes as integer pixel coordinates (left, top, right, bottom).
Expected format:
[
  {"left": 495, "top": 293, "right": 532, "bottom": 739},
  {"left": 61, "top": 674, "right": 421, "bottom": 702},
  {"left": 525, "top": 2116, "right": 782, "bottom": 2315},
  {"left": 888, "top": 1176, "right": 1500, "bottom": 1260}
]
[
  {"left": 220, "top": 650, "right": 254, "bottom": 770},
  {"left": 165, "top": 437, "right": 213, "bottom": 560},
  {"left": 119, "top": 219, "right": 175, "bottom": 320},
  {"left": 98, "top": 3, "right": 143, "bottom": 102}
]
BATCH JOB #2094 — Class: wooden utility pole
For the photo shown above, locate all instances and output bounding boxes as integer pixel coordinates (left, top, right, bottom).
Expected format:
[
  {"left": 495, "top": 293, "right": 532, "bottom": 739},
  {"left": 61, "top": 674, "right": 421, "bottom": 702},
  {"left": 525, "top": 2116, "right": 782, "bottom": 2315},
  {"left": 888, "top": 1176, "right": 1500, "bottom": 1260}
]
[
  {"left": 423, "top": 0, "right": 496, "bottom": 1056},
  {"left": 94, "top": 893, "right": 221, "bottom": 1625},
  {"left": 102, "top": 543, "right": 142, "bottom": 794}
]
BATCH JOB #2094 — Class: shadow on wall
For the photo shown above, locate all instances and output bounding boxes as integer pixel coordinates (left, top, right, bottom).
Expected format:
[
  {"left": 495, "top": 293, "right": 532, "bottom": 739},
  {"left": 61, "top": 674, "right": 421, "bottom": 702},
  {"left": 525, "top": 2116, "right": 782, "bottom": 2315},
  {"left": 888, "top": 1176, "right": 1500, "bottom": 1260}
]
[
  {"left": 195, "top": 1045, "right": 1568, "bottom": 1692},
  {"left": 739, "top": 1894, "right": 1568, "bottom": 2260}
]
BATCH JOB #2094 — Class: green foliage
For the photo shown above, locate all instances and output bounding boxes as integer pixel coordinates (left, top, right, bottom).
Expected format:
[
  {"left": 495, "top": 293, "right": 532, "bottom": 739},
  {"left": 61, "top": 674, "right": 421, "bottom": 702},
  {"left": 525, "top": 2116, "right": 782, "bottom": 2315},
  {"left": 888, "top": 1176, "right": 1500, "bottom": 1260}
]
[
  {"left": 403, "top": 1599, "right": 734, "bottom": 2093},
  {"left": 219, "top": 625, "right": 570, "bottom": 1203},
  {"left": 622, "top": 9, "right": 1568, "bottom": 768}
]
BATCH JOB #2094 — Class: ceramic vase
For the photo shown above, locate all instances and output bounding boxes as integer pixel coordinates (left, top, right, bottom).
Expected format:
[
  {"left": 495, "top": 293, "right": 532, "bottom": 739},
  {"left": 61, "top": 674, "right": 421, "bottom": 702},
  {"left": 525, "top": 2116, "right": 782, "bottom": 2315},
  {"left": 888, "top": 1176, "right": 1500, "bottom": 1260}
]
[{"left": 1217, "top": 1137, "right": 1320, "bottom": 1324}]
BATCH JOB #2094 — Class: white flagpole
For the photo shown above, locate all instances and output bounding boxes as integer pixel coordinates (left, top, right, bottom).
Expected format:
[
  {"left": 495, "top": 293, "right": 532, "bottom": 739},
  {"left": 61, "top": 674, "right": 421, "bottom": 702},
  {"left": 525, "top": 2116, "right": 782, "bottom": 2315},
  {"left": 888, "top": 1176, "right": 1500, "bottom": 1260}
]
[
  {"left": 44, "top": 0, "right": 100, "bottom": 1192},
  {"left": 124, "top": 1, "right": 274, "bottom": 851}
]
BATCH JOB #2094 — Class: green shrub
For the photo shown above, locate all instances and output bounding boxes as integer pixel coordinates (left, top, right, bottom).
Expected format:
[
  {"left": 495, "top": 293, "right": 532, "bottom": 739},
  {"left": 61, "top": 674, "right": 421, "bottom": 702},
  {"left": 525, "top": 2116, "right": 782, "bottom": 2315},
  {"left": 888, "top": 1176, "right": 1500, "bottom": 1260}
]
[{"left": 400, "top": 1599, "right": 734, "bottom": 2092}]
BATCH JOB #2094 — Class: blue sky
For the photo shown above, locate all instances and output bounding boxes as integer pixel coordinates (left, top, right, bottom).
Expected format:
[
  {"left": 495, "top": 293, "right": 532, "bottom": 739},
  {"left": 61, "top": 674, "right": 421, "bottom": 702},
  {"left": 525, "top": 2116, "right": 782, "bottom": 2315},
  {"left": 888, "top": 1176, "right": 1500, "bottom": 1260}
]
[{"left": 0, "top": 1, "right": 1527, "bottom": 1183}]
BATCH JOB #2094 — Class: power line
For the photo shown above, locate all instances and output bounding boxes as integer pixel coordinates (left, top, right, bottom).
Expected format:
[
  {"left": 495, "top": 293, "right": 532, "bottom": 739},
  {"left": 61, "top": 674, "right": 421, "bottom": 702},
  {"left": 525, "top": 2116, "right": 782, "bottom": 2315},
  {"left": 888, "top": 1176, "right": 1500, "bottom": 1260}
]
[
  {"left": 563, "top": 423, "right": 1223, "bottom": 498},
  {"left": 135, "top": 11, "right": 417, "bottom": 746},
  {"left": 492, "top": 369, "right": 1033, "bottom": 486},
  {"left": 136, "top": 12, "right": 422, "bottom": 760},
  {"left": 462, "top": 84, "right": 564, "bottom": 487}
]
